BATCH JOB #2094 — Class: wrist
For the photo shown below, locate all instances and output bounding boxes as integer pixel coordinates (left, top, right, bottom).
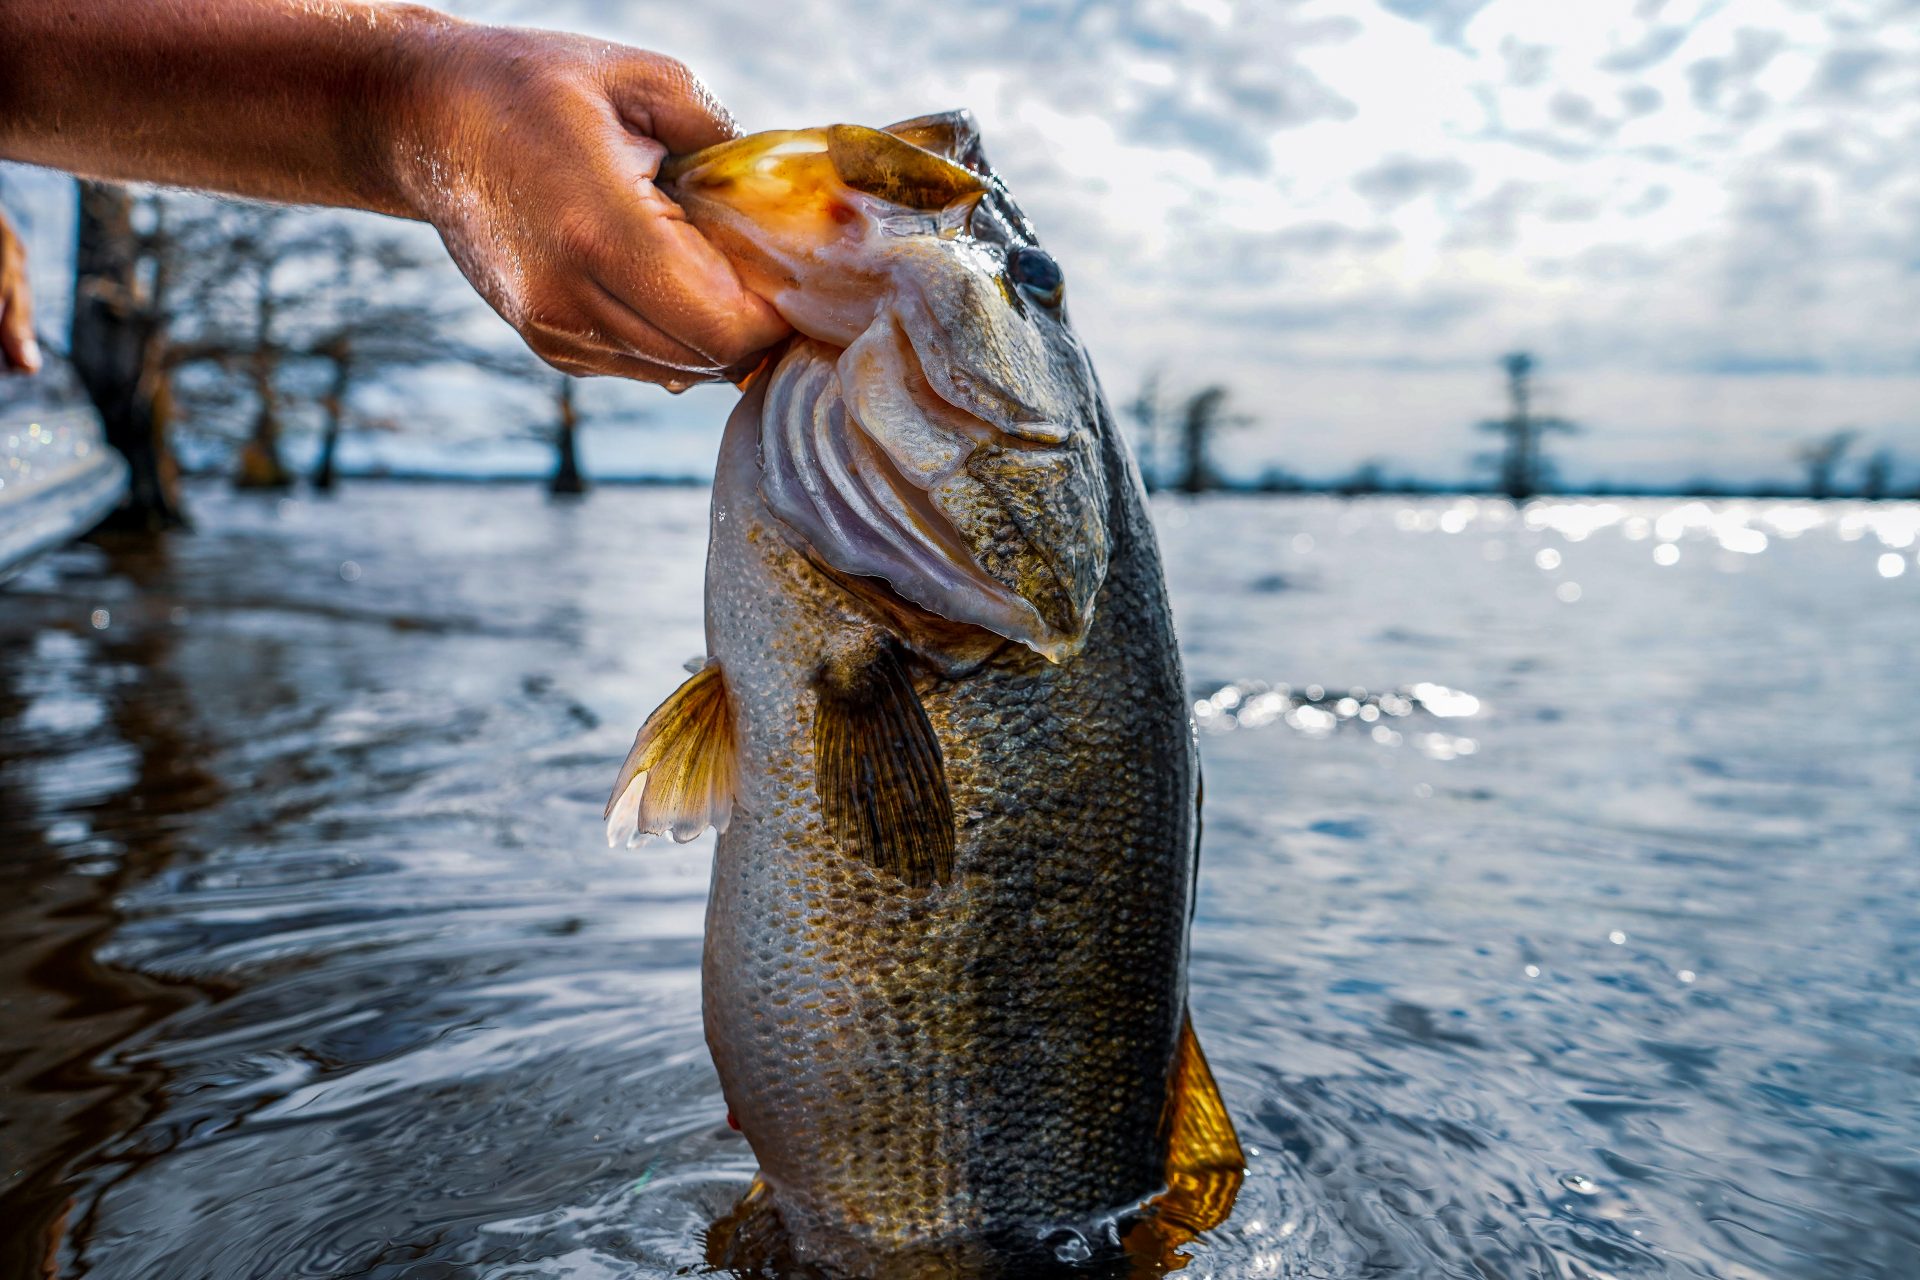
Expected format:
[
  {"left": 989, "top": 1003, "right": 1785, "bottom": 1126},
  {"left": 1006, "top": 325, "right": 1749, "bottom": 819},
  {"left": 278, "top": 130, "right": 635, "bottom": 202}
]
[{"left": 361, "top": 4, "right": 477, "bottom": 222}]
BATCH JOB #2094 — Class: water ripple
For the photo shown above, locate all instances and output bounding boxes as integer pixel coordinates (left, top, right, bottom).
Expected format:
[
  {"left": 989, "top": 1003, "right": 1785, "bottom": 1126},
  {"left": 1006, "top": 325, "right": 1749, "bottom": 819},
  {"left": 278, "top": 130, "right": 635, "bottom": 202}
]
[{"left": 1, "top": 487, "right": 1915, "bottom": 1278}]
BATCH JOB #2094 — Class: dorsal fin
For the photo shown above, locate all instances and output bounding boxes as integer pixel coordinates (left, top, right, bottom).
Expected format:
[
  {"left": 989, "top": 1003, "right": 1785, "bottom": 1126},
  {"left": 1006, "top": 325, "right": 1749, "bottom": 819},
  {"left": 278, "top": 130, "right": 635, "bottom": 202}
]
[
  {"left": 605, "top": 662, "right": 737, "bottom": 846},
  {"left": 825, "top": 124, "right": 987, "bottom": 211},
  {"left": 812, "top": 642, "right": 955, "bottom": 888},
  {"left": 882, "top": 109, "right": 988, "bottom": 175}
]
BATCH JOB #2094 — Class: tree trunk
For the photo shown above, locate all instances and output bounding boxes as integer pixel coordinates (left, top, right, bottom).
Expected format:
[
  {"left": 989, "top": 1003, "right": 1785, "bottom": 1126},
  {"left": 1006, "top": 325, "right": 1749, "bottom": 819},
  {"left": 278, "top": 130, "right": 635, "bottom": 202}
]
[
  {"left": 236, "top": 401, "right": 291, "bottom": 489},
  {"left": 1179, "top": 418, "right": 1207, "bottom": 494},
  {"left": 1861, "top": 453, "right": 1891, "bottom": 501},
  {"left": 549, "top": 377, "right": 586, "bottom": 497},
  {"left": 312, "top": 416, "right": 341, "bottom": 492},
  {"left": 312, "top": 360, "right": 349, "bottom": 492},
  {"left": 68, "top": 181, "right": 188, "bottom": 532},
  {"left": 1498, "top": 353, "right": 1548, "bottom": 501},
  {"left": 234, "top": 303, "right": 289, "bottom": 489}
]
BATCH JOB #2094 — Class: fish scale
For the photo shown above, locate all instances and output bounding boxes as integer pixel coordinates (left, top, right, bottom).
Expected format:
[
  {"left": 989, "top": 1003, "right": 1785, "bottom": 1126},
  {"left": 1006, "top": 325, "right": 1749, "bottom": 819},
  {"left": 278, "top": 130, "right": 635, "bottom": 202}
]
[
  {"left": 702, "top": 387, "right": 1193, "bottom": 1265},
  {"left": 605, "top": 112, "right": 1241, "bottom": 1274}
]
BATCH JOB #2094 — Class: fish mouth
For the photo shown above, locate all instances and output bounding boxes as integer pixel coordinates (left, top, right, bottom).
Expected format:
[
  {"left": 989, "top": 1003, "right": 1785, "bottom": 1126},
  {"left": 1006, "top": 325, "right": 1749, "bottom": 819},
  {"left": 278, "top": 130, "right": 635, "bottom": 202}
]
[{"left": 758, "top": 330, "right": 1108, "bottom": 662}]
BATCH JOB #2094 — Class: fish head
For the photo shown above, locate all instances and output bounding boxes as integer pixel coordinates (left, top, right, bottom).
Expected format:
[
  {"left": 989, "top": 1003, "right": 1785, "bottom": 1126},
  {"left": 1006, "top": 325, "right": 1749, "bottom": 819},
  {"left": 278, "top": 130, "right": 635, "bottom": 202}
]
[{"left": 663, "top": 113, "right": 1111, "bottom": 661}]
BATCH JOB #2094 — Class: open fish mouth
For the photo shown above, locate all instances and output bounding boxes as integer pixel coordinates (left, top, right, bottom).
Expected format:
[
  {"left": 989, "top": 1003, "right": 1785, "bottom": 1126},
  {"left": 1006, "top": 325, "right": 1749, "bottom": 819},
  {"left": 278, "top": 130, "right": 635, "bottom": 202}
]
[{"left": 758, "top": 326, "right": 1108, "bottom": 662}]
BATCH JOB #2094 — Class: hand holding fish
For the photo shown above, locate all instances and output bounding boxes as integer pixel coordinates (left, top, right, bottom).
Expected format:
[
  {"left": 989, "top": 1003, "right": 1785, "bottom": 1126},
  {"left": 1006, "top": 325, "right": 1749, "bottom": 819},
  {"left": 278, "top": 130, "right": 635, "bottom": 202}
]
[
  {"left": 0, "top": 0, "right": 788, "bottom": 385},
  {"left": 0, "top": 209, "right": 38, "bottom": 376},
  {"left": 394, "top": 23, "right": 791, "bottom": 386}
]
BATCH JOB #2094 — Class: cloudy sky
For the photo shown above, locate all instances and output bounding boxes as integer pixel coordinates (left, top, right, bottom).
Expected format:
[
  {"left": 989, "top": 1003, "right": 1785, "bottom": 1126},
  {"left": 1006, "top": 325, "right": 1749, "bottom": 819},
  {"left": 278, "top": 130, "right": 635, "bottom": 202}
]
[{"left": 7, "top": 0, "right": 1919, "bottom": 487}]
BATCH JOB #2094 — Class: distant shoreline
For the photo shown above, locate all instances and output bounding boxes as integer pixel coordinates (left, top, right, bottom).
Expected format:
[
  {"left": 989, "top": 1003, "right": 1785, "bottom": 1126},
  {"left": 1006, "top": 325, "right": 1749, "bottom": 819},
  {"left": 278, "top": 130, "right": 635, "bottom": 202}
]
[
  {"left": 175, "top": 470, "right": 1920, "bottom": 503},
  {"left": 180, "top": 469, "right": 714, "bottom": 489}
]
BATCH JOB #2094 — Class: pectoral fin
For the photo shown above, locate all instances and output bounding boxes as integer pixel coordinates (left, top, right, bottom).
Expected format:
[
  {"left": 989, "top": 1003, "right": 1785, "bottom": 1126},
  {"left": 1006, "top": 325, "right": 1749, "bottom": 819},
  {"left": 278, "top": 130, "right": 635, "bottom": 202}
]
[
  {"left": 605, "top": 663, "right": 737, "bottom": 846},
  {"left": 1153, "top": 1014, "right": 1246, "bottom": 1236},
  {"left": 813, "top": 643, "right": 955, "bottom": 889}
]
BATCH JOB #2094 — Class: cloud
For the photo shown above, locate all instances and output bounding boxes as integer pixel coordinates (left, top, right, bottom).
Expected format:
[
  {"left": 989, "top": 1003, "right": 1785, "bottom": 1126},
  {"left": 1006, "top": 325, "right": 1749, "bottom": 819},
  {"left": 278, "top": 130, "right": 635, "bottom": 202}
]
[
  {"left": 1263, "top": 221, "right": 1403, "bottom": 256},
  {"left": 1443, "top": 181, "right": 1535, "bottom": 249},
  {"left": 1352, "top": 155, "right": 1474, "bottom": 207},
  {"left": 1810, "top": 46, "right": 1892, "bottom": 99},
  {"left": 1376, "top": 0, "right": 1496, "bottom": 45},
  {"left": 1618, "top": 84, "right": 1663, "bottom": 116},
  {"left": 7, "top": 0, "right": 1920, "bottom": 488},
  {"left": 1226, "top": 284, "right": 1492, "bottom": 334},
  {"left": 495, "top": 0, "right": 1920, "bottom": 484},
  {"left": 1684, "top": 27, "right": 1785, "bottom": 111},
  {"left": 1598, "top": 24, "right": 1688, "bottom": 73}
]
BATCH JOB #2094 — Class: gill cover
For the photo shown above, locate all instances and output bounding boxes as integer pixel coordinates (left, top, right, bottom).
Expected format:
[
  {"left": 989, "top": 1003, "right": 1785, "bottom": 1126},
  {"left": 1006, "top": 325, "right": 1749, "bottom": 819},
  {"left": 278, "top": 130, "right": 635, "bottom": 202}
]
[{"left": 665, "top": 113, "right": 1110, "bottom": 660}]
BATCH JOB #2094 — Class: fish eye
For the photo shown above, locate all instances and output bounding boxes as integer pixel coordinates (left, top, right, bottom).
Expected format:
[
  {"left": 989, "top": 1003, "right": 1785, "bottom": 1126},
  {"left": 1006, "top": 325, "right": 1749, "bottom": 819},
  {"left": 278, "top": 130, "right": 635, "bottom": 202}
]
[{"left": 1008, "top": 246, "right": 1064, "bottom": 304}]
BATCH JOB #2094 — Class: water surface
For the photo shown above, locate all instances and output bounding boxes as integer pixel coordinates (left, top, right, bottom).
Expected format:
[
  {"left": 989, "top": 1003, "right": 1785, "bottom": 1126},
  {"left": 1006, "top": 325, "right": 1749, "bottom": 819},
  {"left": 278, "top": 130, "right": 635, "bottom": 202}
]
[{"left": 2, "top": 485, "right": 1915, "bottom": 1278}]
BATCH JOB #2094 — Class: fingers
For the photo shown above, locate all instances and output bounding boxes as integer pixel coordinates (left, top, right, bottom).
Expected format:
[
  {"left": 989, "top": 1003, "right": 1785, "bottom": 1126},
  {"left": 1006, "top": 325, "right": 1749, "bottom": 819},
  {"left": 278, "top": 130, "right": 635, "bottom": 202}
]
[
  {"left": 0, "top": 216, "right": 40, "bottom": 375},
  {"left": 519, "top": 313, "right": 715, "bottom": 389},
  {"left": 502, "top": 268, "right": 735, "bottom": 385},
  {"left": 591, "top": 50, "right": 793, "bottom": 370},
  {"left": 0, "top": 292, "right": 38, "bottom": 375},
  {"left": 422, "top": 33, "right": 791, "bottom": 391},
  {"left": 588, "top": 139, "right": 789, "bottom": 369},
  {"left": 579, "top": 273, "right": 721, "bottom": 372},
  {"left": 599, "top": 51, "right": 740, "bottom": 153},
  {"left": 598, "top": 195, "right": 790, "bottom": 369}
]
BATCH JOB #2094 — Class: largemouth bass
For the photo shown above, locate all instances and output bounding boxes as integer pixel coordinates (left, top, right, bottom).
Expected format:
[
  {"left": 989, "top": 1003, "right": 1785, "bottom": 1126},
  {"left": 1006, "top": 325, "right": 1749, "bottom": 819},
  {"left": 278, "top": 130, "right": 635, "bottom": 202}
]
[{"left": 606, "top": 111, "right": 1241, "bottom": 1275}]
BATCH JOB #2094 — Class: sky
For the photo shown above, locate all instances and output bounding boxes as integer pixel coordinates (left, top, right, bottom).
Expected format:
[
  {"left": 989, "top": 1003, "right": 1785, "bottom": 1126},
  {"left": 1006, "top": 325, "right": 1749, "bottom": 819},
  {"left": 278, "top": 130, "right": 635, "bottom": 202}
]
[{"left": 6, "top": 0, "right": 1920, "bottom": 488}]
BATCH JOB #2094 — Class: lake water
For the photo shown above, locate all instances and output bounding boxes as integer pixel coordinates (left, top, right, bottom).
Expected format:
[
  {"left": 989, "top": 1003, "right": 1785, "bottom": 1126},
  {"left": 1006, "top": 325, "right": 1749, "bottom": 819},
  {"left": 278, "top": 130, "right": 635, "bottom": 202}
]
[{"left": 2, "top": 484, "right": 1916, "bottom": 1279}]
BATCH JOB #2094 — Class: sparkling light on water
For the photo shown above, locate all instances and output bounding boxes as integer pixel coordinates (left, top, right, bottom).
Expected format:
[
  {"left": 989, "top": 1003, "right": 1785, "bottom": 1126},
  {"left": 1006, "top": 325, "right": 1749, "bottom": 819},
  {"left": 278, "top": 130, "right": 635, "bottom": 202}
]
[
  {"left": 1379, "top": 497, "right": 1920, "bottom": 581},
  {"left": 1194, "top": 679, "right": 1482, "bottom": 742},
  {"left": 1408, "top": 683, "right": 1480, "bottom": 717}
]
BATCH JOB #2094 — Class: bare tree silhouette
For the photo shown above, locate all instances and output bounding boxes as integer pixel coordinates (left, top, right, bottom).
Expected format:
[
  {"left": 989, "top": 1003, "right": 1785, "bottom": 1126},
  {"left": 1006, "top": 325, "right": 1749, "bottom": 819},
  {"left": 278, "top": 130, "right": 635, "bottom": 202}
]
[
  {"left": 163, "top": 206, "right": 455, "bottom": 490},
  {"left": 549, "top": 376, "right": 586, "bottom": 497},
  {"left": 1126, "top": 371, "right": 1166, "bottom": 493},
  {"left": 1176, "top": 385, "right": 1250, "bottom": 495},
  {"left": 1795, "top": 429, "right": 1858, "bottom": 499},
  {"left": 1858, "top": 446, "right": 1894, "bottom": 502},
  {"left": 1338, "top": 458, "right": 1388, "bottom": 496},
  {"left": 474, "top": 349, "right": 654, "bottom": 496},
  {"left": 68, "top": 183, "right": 189, "bottom": 530},
  {"left": 61, "top": 189, "right": 462, "bottom": 502},
  {"left": 304, "top": 233, "right": 456, "bottom": 492},
  {"left": 1476, "top": 351, "right": 1576, "bottom": 500}
]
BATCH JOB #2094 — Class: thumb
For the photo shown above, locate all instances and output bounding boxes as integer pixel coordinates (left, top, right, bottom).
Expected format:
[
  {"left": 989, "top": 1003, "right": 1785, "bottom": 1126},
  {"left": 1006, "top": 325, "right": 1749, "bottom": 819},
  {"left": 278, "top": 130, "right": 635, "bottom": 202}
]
[
  {"left": 0, "top": 284, "right": 40, "bottom": 376},
  {"left": 0, "top": 214, "right": 39, "bottom": 374},
  {"left": 601, "top": 50, "right": 741, "bottom": 156}
]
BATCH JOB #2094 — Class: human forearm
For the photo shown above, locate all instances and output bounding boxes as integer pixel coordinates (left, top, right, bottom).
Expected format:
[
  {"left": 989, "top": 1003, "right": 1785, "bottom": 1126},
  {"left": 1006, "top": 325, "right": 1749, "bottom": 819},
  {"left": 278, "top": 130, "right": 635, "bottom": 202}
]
[
  {"left": 0, "top": 0, "right": 453, "bottom": 217},
  {"left": 0, "top": 0, "right": 789, "bottom": 383}
]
